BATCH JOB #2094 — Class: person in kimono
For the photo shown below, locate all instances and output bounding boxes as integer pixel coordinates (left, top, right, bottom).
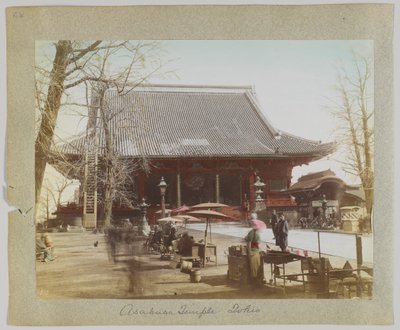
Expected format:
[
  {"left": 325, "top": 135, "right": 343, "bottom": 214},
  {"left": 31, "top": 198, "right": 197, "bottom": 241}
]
[
  {"left": 245, "top": 220, "right": 265, "bottom": 285},
  {"left": 276, "top": 213, "right": 289, "bottom": 252}
]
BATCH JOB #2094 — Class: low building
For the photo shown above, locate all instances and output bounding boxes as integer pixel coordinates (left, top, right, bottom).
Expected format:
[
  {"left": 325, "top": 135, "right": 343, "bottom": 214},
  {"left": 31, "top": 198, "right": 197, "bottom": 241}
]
[{"left": 284, "top": 169, "right": 365, "bottom": 229}]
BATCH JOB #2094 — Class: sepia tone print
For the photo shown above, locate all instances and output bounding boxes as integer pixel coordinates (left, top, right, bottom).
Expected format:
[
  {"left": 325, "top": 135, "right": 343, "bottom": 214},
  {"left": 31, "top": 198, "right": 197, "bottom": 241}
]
[{"left": 34, "top": 40, "right": 374, "bottom": 300}]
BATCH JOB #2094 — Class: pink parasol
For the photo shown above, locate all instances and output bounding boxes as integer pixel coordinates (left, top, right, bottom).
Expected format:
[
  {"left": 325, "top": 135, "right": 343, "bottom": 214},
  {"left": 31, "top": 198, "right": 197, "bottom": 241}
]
[
  {"left": 250, "top": 219, "right": 267, "bottom": 231},
  {"left": 155, "top": 209, "right": 172, "bottom": 215},
  {"left": 171, "top": 205, "right": 192, "bottom": 214}
]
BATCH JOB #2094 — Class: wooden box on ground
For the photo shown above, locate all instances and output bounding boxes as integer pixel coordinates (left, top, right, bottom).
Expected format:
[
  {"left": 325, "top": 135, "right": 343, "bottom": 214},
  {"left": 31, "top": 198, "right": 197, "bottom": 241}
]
[{"left": 227, "top": 255, "right": 249, "bottom": 283}]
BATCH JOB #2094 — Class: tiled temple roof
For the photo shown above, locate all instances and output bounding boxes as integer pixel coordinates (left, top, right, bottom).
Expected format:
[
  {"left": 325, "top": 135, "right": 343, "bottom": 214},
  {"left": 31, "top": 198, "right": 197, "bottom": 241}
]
[{"left": 55, "top": 85, "right": 335, "bottom": 159}]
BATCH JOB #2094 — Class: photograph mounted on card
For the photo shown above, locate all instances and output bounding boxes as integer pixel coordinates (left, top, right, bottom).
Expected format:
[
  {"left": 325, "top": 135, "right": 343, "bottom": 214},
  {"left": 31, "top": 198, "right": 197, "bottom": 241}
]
[{"left": 6, "top": 4, "right": 394, "bottom": 326}]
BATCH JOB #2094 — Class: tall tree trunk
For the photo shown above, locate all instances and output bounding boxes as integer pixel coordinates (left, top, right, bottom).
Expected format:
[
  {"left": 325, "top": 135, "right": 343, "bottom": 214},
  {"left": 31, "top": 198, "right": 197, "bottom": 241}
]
[
  {"left": 102, "top": 159, "right": 114, "bottom": 228},
  {"left": 35, "top": 41, "right": 71, "bottom": 209},
  {"left": 359, "top": 72, "right": 374, "bottom": 229},
  {"left": 98, "top": 87, "right": 114, "bottom": 228}
]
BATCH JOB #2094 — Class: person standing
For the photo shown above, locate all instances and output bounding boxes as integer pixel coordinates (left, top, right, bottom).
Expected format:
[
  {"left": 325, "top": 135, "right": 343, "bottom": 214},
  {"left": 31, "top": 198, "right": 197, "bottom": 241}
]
[
  {"left": 270, "top": 209, "right": 278, "bottom": 239},
  {"left": 276, "top": 213, "right": 289, "bottom": 252},
  {"left": 245, "top": 221, "right": 265, "bottom": 286}
]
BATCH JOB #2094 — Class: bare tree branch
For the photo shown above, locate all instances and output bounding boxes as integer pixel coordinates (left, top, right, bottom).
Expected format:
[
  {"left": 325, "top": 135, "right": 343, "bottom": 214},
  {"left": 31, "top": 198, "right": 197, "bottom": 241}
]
[{"left": 328, "top": 52, "right": 374, "bottom": 228}]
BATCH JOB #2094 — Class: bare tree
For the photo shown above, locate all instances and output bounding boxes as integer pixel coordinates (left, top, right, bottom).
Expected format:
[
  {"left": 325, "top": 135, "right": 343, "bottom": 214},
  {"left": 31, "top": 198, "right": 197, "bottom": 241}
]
[
  {"left": 35, "top": 41, "right": 103, "bottom": 208},
  {"left": 45, "top": 176, "right": 76, "bottom": 211},
  {"left": 36, "top": 40, "right": 172, "bottom": 227},
  {"left": 90, "top": 81, "right": 148, "bottom": 228},
  {"left": 330, "top": 53, "right": 374, "bottom": 230}
]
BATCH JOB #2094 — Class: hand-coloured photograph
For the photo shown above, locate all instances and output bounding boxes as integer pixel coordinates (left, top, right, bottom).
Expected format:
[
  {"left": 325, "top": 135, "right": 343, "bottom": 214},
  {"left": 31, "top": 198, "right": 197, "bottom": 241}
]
[{"left": 35, "top": 40, "right": 374, "bottom": 300}]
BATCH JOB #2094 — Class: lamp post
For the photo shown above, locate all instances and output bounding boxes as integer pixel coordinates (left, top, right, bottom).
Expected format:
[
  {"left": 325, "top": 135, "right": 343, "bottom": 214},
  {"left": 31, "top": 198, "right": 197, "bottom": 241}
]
[
  {"left": 158, "top": 177, "right": 168, "bottom": 218},
  {"left": 253, "top": 175, "right": 266, "bottom": 213},
  {"left": 254, "top": 176, "right": 266, "bottom": 202},
  {"left": 139, "top": 198, "right": 150, "bottom": 235}
]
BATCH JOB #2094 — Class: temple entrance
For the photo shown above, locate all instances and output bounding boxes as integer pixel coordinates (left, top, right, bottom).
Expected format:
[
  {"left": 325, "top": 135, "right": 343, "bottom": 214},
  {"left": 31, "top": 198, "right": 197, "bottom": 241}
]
[
  {"left": 219, "top": 174, "right": 241, "bottom": 206},
  {"left": 181, "top": 173, "right": 214, "bottom": 206}
]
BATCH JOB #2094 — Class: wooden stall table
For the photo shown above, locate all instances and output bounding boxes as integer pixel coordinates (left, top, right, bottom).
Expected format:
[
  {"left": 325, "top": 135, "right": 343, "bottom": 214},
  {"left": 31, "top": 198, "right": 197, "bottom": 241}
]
[
  {"left": 191, "top": 242, "right": 217, "bottom": 267},
  {"left": 263, "top": 251, "right": 307, "bottom": 294}
]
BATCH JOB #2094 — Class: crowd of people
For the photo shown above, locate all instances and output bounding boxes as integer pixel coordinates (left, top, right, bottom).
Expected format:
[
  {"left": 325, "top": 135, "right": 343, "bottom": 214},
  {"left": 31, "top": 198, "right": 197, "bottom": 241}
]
[{"left": 145, "top": 222, "right": 197, "bottom": 257}]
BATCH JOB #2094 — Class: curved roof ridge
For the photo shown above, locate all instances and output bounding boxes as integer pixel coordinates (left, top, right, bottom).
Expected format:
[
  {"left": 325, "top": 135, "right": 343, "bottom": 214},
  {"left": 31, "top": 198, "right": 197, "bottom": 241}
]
[
  {"left": 111, "top": 84, "right": 254, "bottom": 94},
  {"left": 243, "top": 90, "right": 278, "bottom": 137},
  {"left": 279, "top": 128, "right": 330, "bottom": 146},
  {"left": 287, "top": 170, "right": 348, "bottom": 193}
]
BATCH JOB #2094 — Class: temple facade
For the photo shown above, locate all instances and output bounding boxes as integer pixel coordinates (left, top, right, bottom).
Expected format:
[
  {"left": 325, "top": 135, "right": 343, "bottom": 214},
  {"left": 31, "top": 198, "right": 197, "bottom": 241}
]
[{"left": 51, "top": 85, "right": 335, "bottom": 227}]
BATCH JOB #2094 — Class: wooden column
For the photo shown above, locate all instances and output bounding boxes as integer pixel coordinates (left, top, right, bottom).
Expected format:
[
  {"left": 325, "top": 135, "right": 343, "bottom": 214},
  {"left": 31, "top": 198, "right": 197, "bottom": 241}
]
[
  {"left": 249, "top": 173, "right": 255, "bottom": 211},
  {"left": 239, "top": 174, "right": 243, "bottom": 205},
  {"left": 176, "top": 173, "right": 181, "bottom": 207},
  {"left": 137, "top": 171, "right": 145, "bottom": 200},
  {"left": 215, "top": 174, "right": 220, "bottom": 203}
]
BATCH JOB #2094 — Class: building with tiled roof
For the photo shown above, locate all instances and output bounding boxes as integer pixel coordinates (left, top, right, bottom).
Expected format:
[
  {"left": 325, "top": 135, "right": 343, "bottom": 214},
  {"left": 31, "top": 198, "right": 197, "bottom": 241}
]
[
  {"left": 282, "top": 169, "right": 364, "bottom": 228},
  {"left": 286, "top": 169, "right": 347, "bottom": 194},
  {"left": 51, "top": 85, "right": 335, "bottom": 227}
]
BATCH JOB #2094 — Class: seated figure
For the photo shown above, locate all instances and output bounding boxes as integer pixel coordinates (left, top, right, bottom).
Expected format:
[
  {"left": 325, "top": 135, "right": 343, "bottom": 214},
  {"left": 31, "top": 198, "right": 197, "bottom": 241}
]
[
  {"left": 36, "top": 233, "right": 55, "bottom": 262},
  {"left": 178, "top": 233, "right": 194, "bottom": 256}
]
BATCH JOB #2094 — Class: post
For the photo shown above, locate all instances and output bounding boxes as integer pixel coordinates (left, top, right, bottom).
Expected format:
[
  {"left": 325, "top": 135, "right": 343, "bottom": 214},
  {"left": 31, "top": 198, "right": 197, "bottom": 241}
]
[
  {"left": 161, "top": 194, "right": 166, "bottom": 218},
  {"left": 176, "top": 173, "right": 181, "bottom": 207},
  {"left": 46, "top": 190, "right": 49, "bottom": 223},
  {"left": 356, "top": 235, "right": 363, "bottom": 297},
  {"left": 158, "top": 177, "right": 167, "bottom": 218},
  {"left": 203, "top": 220, "right": 208, "bottom": 267},
  {"left": 356, "top": 235, "right": 363, "bottom": 267},
  {"left": 317, "top": 231, "right": 321, "bottom": 259},
  {"left": 249, "top": 174, "right": 255, "bottom": 212},
  {"left": 320, "top": 257, "right": 329, "bottom": 296},
  {"left": 215, "top": 174, "right": 220, "bottom": 203}
]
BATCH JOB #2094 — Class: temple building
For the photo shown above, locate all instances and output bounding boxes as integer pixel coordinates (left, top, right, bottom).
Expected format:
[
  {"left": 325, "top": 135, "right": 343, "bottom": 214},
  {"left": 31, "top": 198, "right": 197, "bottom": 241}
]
[
  {"left": 284, "top": 169, "right": 365, "bottom": 226},
  {"left": 51, "top": 85, "right": 335, "bottom": 227}
]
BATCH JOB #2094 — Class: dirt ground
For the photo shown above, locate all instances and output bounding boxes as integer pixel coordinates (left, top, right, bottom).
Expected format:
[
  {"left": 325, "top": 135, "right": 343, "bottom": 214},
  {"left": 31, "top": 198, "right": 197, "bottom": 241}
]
[{"left": 36, "top": 229, "right": 373, "bottom": 300}]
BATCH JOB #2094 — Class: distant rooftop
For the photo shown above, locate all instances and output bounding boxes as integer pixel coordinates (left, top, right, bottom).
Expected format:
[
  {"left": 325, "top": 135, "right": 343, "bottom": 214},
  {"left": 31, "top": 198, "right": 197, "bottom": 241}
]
[{"left": 287, "top": 169, "right": 348, "bottom": 193}]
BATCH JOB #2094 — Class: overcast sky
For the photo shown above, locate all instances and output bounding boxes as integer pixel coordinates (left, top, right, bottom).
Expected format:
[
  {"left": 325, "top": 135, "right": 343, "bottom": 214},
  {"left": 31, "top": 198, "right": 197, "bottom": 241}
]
[{"left": 37, "top": 40, "right": 373, "bottom": 184}]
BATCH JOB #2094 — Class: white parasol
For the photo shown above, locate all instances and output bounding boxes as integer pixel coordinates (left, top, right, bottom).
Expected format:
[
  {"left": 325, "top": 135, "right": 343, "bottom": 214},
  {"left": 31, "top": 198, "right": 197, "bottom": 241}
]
[
  {"left": 172, "top": 214, "right": 202, "bottom": 224},
  {"left": 191, "top": 202, "right": 229, "bottom": 209},
  {"left": 156, "top": 216, "right": 184, "bottom": 224}
]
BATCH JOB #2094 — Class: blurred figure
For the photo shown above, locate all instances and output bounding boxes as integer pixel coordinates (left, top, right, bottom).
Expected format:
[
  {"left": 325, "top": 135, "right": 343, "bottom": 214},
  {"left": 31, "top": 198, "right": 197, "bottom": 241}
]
[
  {"left": 178, "top": 232, "right": 194, "bottom": 256},
  {"left": 270, "top": 209, "right": 278, "bottom": 238},
  {"left": 150, "top": 225, "right": 163, "bottom": 252},
  {"left": 245, "top": 219, "right": 266, "bottom": 286},
  {"left": 276, "top": 213, "right": 289, "bottom": 252},
  {"left": 165, "top": 222, "right": 177, "bottom": 247},
  {"left": 36, "top": 233, "right": 55, "bottom": 262},
  {"left": 41, "top": 233, "right": 54, "bottom": 249}
]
